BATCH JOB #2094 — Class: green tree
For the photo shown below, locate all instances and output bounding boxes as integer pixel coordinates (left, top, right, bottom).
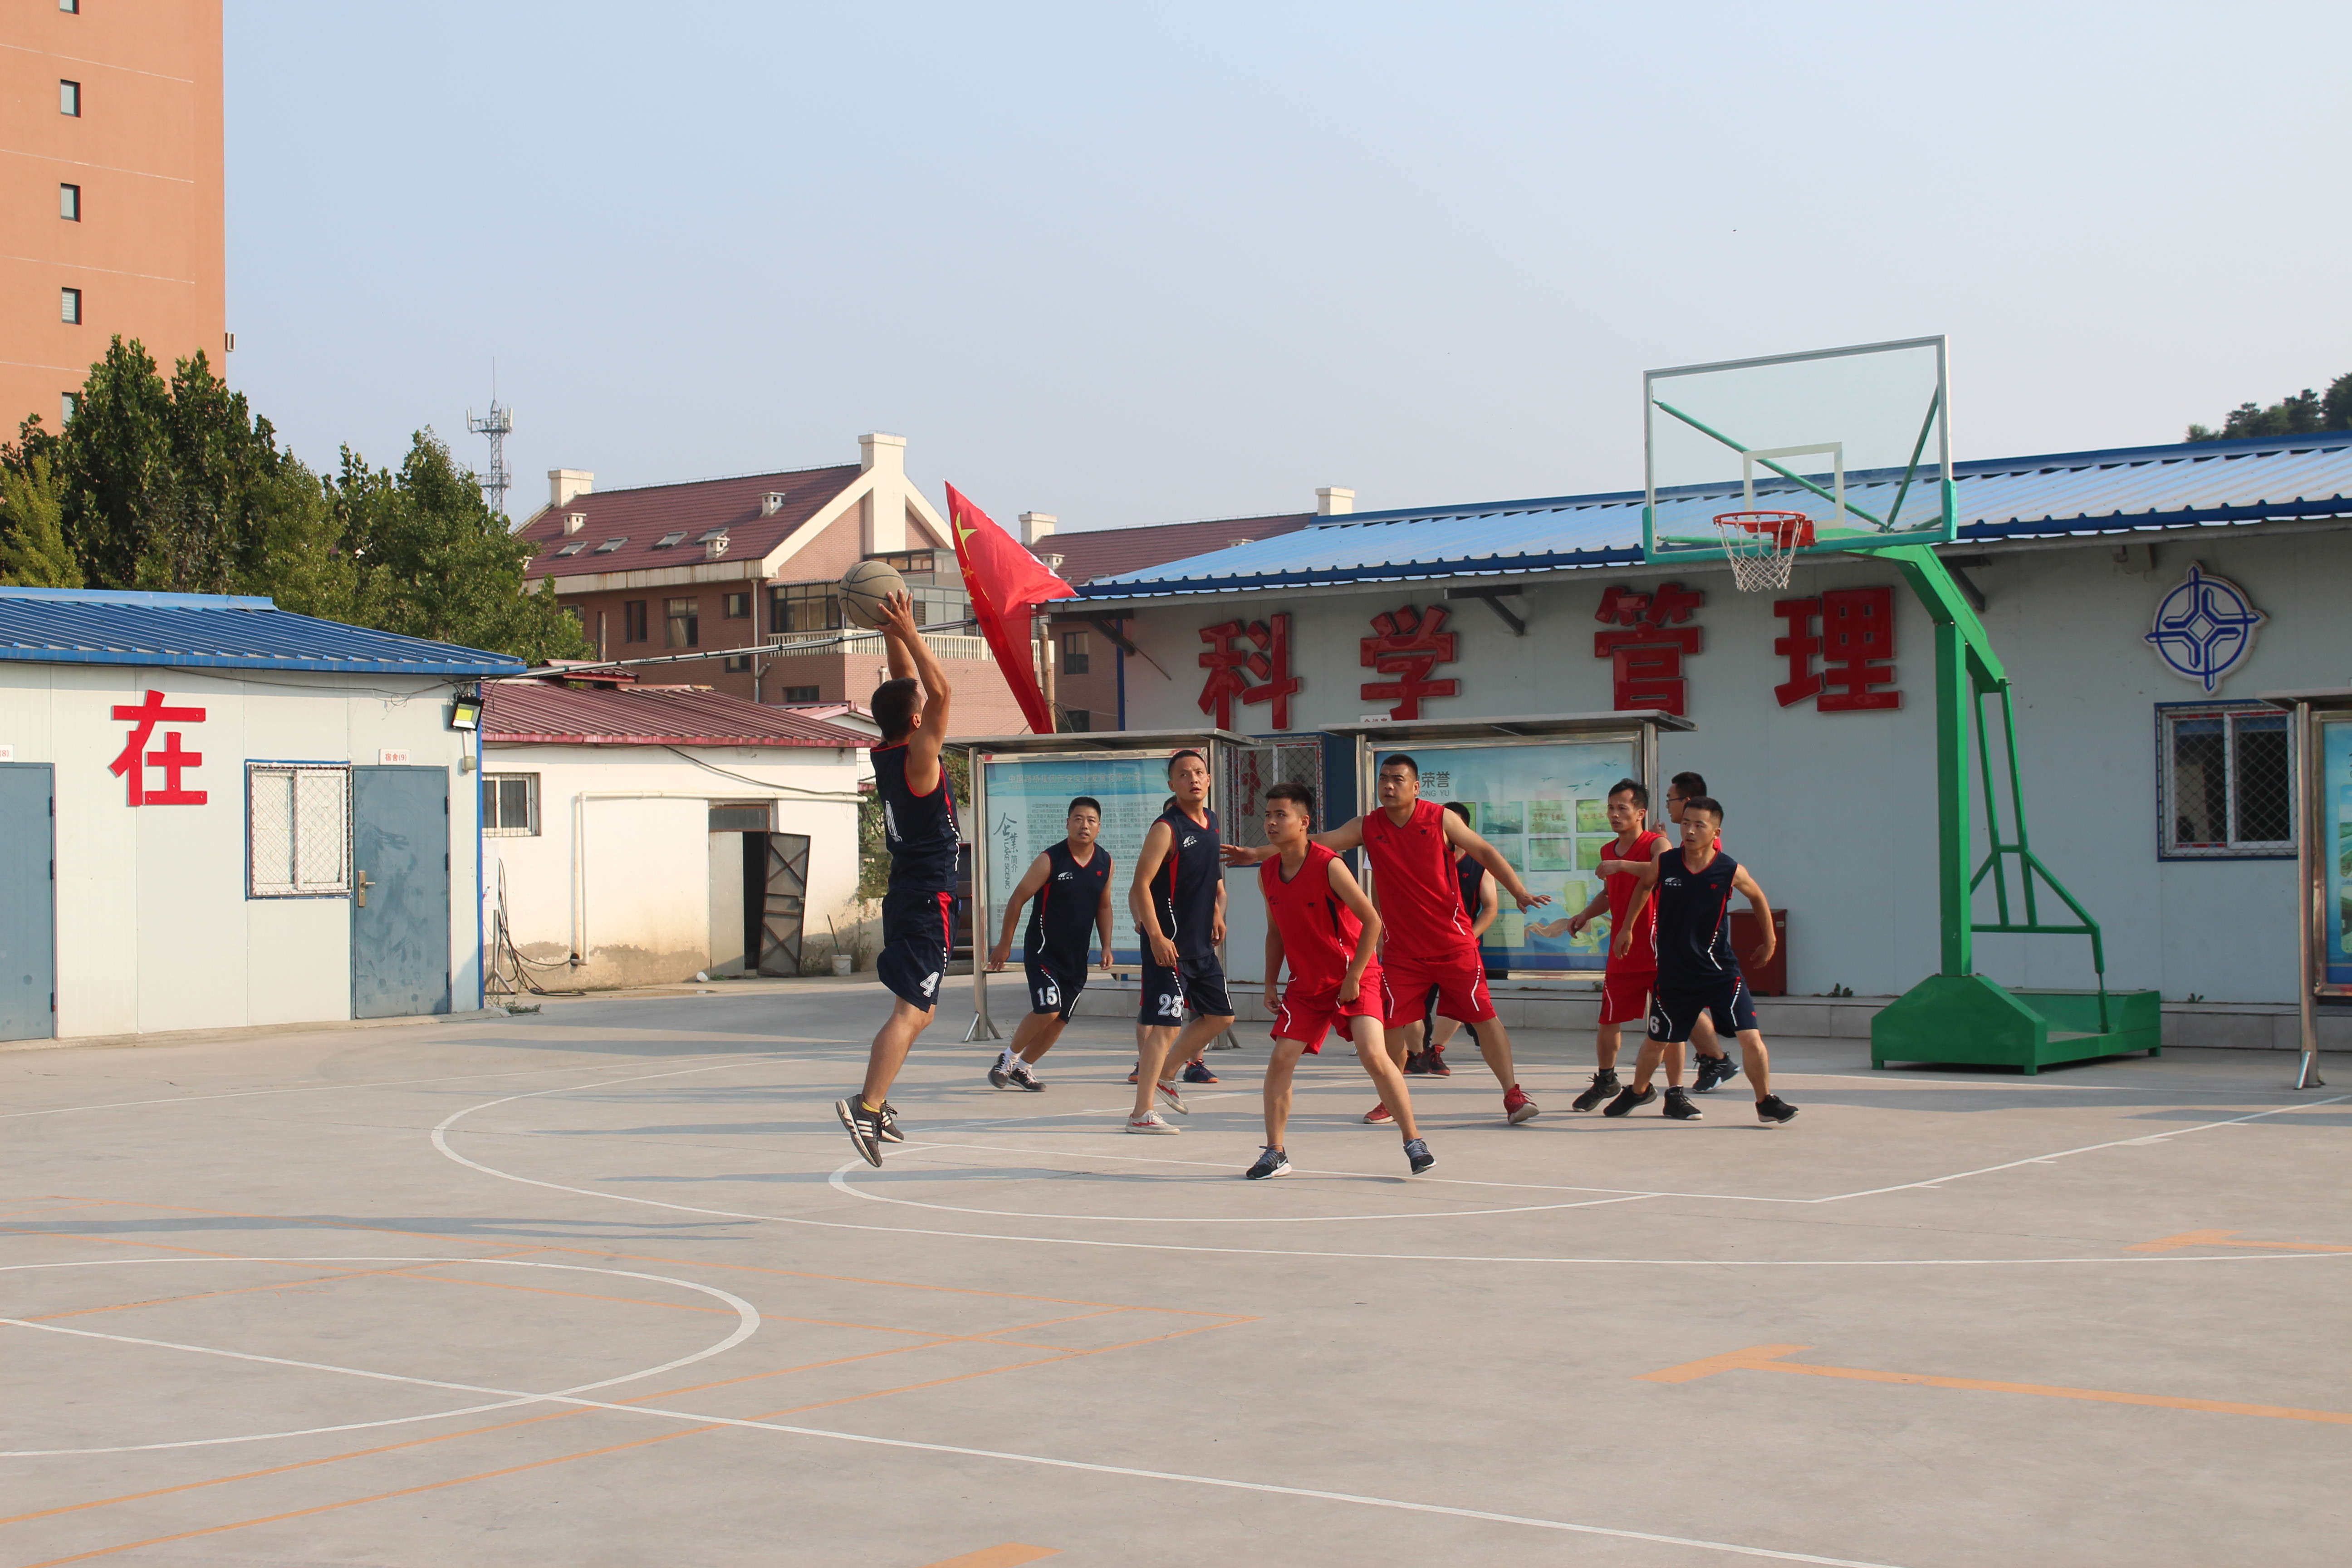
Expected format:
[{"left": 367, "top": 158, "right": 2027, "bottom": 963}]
[
  {"left": 0, "top": 454, "right": 85, "bottom": 588},
  {"left": 855, "top": 747, "right": 968, "bottom": 902},
  {"left": 2187, "top": 373, "right": 2352, "bottom": 441}
]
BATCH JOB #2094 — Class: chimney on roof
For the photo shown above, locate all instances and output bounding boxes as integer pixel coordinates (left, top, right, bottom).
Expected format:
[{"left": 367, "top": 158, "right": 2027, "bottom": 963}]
[
  {"left": 859, "top": 433, "right": 906, "bottom": 475},
  {"left": 550, "top": 470, "right": 593, "bottom": 509},
  {"left": 1317, "top": 486, "right": 1355, "bottom": 516},
  {"left": 563, "top": 512, "right": 587, "bottom": 534},
  {"left": 1019, "top": 512, "right": 1057, "bottom": 547},
  {"left": 760, "top": 491, "right": 788, "bottom": 516}
]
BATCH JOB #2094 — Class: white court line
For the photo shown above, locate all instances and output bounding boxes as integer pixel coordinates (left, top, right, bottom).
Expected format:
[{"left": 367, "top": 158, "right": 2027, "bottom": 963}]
[
  {"left": 0, "top": 1266, "right": 1901, "bottom": 1566},
  {"left": 0, "top": 1256, "right": 760, "bottom": 1457}
]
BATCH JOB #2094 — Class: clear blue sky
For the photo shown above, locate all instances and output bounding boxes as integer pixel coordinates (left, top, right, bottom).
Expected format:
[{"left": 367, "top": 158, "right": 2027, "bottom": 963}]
[{"left": 225, "top": 1, "right": 2352, "bottom": 533}]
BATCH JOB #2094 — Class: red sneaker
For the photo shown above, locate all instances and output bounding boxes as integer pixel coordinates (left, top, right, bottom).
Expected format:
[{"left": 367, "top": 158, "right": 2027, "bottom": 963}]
[
  {"left": 1363, "top": 1102, "right": 1393, "bottom": 1124},
  {"left": 1504, "top": 1085, "right": 1538, "bottom": 1124},
  {"left": 1426, "top": 1046, "right": 1453, "bottom": 1077}
]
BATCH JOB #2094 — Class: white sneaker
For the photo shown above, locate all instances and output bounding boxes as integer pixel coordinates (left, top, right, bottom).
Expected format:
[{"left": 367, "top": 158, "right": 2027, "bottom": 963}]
[
  {"left": 1126, "top": 1111, "right": 1180, "bottom": 1135},
  {"left": 1155, "top": 1080, "right": 1189, "bottom": 1116}
]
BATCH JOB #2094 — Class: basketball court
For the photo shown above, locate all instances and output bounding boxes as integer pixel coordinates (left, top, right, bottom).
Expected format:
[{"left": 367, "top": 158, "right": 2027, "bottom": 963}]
[{"left": 5, "top": 979, "right": 2347, "bottom": 1568}]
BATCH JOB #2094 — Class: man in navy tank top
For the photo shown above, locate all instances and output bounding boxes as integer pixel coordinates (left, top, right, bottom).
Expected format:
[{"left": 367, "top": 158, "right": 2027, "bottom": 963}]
[
  {"left": 1122, "top": 749, "right": 1235, "bottom": 1133},
  {"left": 836, "top": 590, "right": 960, "bottom": 1167},
  {"left": 985, "top": 796, "right": 1115, "bottom": 1091},
  {"left": 1605, "top": 795, "right": 1798, "bottom": 1125}
]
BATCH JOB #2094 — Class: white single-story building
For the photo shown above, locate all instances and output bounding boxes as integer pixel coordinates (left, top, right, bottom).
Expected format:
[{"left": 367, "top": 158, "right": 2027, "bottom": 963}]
[
  {"left": 479, "top": 672, "right": 869, "bottom": 991},
  {"left": 0, "top": 585, "right": 521, "bottom": 1043},
  {"left": 1061, "top": 430, "right": 2352, "bottom": 1048}
]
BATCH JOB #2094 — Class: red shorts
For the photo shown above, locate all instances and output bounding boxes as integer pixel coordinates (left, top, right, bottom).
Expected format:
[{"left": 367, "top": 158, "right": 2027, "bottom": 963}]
[
  {"left": 1272, "top": 970, "right": 1390, "bottom": 1052},
  {"left": 1382, "top": 947, "right": 1497, "bottom": 1028},
  {"left": 1600, "top": 968, "right": 1655, "bottom": 1026}
]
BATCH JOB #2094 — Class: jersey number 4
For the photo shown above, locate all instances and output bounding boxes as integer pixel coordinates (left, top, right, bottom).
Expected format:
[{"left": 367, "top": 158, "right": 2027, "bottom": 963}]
[{"left": 920, "top": 970, "right": 941, "bottom": 998}]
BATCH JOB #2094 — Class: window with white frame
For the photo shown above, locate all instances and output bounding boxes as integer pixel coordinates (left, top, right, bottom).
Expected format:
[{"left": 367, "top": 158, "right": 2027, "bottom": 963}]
[
  {"left": 248, "top": 765, "right": 351, "bottom": 897},
  {"left": 483, "top": 773, "right": 539, "bottom": 836},
  {"left": 2157, "top": 702, "right": 2294, "bottom": 859}
]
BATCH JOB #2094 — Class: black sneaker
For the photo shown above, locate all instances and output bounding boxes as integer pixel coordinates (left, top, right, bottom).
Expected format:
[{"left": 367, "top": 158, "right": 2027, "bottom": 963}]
[
  {"left": 1602, "top": 1085, "right": 1657, "bottom": 1118},
  {"left": 835, "top": 1098, "right": 885, "bottom": 1167},
  {"left": 1403, "top": 1137, "right": 1436, "bottom": 1175},
  {"left": 1005, "top": 1061, "right": 1044, "bottom": 1092},
  {"left": 1571, "top": 1070, "right": 1622, "bottom": 1112},
  {"left": 1663, "top": 1087, "right": 1702, "bottom": 1121},
  {"left": 987, "top": 1056, "right": 1015, "bottom": 1089},
  {"left": 1692, "top": 1054, "right": 1742, "bottom": 1093},
  {"left": 1245, "top": 1146, "right": 1291, "bottom": 1180},
  {"left": 1755, "top": 1094, "right": 1798, "bottom": 1126},
  {"left": 1402, "top": 1050, "right": 1431, "bottom": 1075},
  {"left": 876, "top": 1103, "right": 905, "bottom": 1143}
]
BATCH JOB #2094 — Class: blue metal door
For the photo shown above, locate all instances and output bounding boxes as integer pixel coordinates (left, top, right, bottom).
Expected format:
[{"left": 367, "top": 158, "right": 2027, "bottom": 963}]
[
  {"left": 353, "top": 767, "right": 451, "bottom": 1019},
  {"left": 0, "top": 764, "right": 55, "bottom": 1041}
]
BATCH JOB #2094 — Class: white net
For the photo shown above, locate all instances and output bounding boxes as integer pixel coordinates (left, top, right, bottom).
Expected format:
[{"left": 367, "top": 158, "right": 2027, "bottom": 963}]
[{"left": 1712, "top": 511, "right": 1811, "bottom": 593}]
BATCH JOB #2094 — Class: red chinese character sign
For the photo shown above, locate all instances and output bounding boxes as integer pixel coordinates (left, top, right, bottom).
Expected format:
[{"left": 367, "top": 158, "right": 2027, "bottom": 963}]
[
  {"left": 1360, "top": 604, "right": 1459, "bottom": 720},
  {"left": 110, "top": 690, "right": 208, "bottom": 805},
  {"left": 1592, "top": 583, "right": 1704, "bottom": 715},
  {"left": 1772, "top": 587, "right": 1901, "bottom": 711},
  {"left": 1196, "top": 612, "right": 1300, "bottom": 730}
]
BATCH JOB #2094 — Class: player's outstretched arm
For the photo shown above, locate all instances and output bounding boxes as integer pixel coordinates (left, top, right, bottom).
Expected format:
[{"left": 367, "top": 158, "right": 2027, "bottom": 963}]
[
  {"left": 877, "top": 591, "right": 953, "bottom": 792},
  {"left": 988, "top": 853, "right": 1053, "bottom": 971},
  {"left": 1440, "top": 811, "right": 1549, "bottom": 910},
  {"left": 1732, "top": 865, "right": 1776, "bottom": 970},
  {"left": 1129, "top": 819, "right": 1179, "bottom": 970},
  {"left": 1325, "top": 856, "right": 1383, "bottom": 1004},
  {"left": 1221, "top": 815, "right": 1364, "bottom": 867},
  {"left": 1096, "top": 867, "right": 1117, "bottom": 969},
  {"left": 1610, "top": 858, "right": 1662, "bottom": 959}
]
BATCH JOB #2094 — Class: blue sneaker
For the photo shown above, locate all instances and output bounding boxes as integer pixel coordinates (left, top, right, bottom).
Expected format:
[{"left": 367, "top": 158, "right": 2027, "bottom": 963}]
[
  {"left": 1403, "top": 1137, "right": 1436, "bottom": 1175},
  {"left": 1181, "top": 1059, "right": 1220, "bottom": 1084},
  {"left": 1245, "top": 1146, "right": 1291, "bottom": 1180}
]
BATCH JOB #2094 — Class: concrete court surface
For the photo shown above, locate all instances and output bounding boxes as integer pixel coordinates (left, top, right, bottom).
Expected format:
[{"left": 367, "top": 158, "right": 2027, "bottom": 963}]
[{"left": 2, "top": 977, "right": 2347, "bottom": 1568}]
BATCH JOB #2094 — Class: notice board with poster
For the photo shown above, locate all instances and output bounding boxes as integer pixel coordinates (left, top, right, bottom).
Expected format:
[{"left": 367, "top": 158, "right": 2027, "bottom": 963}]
[
  {"left": 1336, "top": 712, "right": 1687, "bottom": 980},
  {"left": 2327, "top": 717, "right": 2352, "bottom": 992},
  {"left": 978, "top": 752, "right": 1166, "bottom": 966}
]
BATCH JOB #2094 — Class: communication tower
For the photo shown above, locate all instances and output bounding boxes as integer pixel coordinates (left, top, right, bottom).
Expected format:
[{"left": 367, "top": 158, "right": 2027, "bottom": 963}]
[{"left": 467, "top": 394, "right": 514, "bottom": 520}]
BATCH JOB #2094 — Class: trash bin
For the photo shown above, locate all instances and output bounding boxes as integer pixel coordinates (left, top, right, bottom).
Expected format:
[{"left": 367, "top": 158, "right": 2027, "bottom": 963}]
[{"left": 1730, "top": 908, "right": 1788, "bottom": 996}]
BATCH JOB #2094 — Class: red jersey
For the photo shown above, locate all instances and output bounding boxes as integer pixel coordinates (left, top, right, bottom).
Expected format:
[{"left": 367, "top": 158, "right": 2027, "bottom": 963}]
[
  {"left": 1259, "top": 843, "right": 1374, "bottom": 992},
  {"left": 1604, "top": 828, "right": 1669, "bottom": 974},
  {"left": 1361, "top": 799, "right": 1475, "bottom": 962}
]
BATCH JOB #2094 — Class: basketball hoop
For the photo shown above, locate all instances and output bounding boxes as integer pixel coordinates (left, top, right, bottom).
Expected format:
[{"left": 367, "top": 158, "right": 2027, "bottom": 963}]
[{"left": 1712, "top": 511, "right": 1815, "bottom": 593}]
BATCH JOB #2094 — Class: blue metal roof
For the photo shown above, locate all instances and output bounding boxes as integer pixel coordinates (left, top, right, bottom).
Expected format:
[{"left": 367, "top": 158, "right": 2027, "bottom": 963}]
[
  {"left": 0, "top": 587, "right": 527, "bottom": 676},
  {"left": 1075, "top": 432, "right": 2352, "bottom": 600}
]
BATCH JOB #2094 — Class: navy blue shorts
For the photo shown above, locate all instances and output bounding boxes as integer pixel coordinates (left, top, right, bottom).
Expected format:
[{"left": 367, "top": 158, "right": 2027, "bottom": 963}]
[
  {"left": 876, "top": 889, "right": 954, "bottom": 1011},
  {"left": 1647, "top": 977, "right": 1757, "bottom": 1044},
  {"left": 1140, "top": 954, "right": 1232, "bottom": 1025},
  {"left": 1024, "top": 958, "right": 1086, "bottom": 1020}
]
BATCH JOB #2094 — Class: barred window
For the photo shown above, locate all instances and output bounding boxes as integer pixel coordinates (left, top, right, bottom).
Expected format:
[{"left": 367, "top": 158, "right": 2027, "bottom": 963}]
[
  {"left": 2157, "top": 703, "right": 2294, "bottom": 859},
  {"left": 248, "top": 765, "right": 351, "bottom": 896},
  {"left": 483, "top": 773, "right": 539, "bottom": 836}
]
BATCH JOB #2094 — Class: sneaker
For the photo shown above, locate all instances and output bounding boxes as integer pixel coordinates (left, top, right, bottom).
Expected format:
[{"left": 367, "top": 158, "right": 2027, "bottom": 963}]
[
  {"left": 987, "top": 1055, "right": 1015, "bottom": 1089},
  {"left": 1402, "top": 1050, "right": 1432, "bottom": 1075},
  {"left": 1692, "top": 1054, "right": 1743, "bottom": 1093},
  {"left": 1126, "top": 1063, "right": 1140, "bottom": 1084},
  {"left": 1755, "top": 1094, "right": 1799, "bottom": 1126},
  {"left": 1126, "top": 1110, "right": 1181, "bottom": 1134},
  {"left": 1403, "top": 1137, "right": 1436, "bottom": 1175},
  {"left": 1571, "top": 1070, "right": 1622, "bottom": 1112},
  {"left": 1155, "top": 1080, "right": 1189, "bottom": 1116},
  {"left": 1363, "top": 1102, "right": 1393, "bottom": 1124},
  {"left": 1181, "top": 1059, "right": 1220, "bottom": 1085},
  {"left": 1663, "top": 1087, "right": 1702, "bottom": 1121},
  {"left": 875, "top": 1102, "right": 906, "bottom": 1143},
  {"left": 835, "top": 1098, "right": 885, "bottom": 1167},
  {"left": 1424, "top": 1046, "right": 1452, "bottom": 1078},
  {"left": 1504, "top": 1085, "right": 1539, "bottom": 1125},
  {"left": 1245, "top": 1146, "right": 1291, "bottom": 1180},
  {"left": 1602, "top": 1085, "right": 1658, "bottom": 1118},
  {"left": 1005, "top": 1060, "right": 1044, "bottom": 1092}
]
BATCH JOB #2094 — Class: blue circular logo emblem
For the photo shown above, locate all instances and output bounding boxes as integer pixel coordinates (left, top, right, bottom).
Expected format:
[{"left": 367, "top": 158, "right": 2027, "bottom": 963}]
[{"left": 2145, "top": 563, "right": 2264, "bottom": 693}]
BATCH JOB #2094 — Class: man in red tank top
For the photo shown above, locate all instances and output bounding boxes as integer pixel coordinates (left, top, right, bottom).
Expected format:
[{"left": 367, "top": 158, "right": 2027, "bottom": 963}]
[
  {"left": 1561, "top": 778, "right": 1668, "bottom": 1110},
  {"left": 1246, "top": 781, "right": 1431, "bottom": 1180},
  {"left": 1228, "top": 753, "right": 1549, "bottom": 1126}
]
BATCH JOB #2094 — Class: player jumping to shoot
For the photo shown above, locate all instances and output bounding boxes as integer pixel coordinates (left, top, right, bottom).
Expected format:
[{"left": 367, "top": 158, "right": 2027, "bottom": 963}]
[
  {"left": 985, "top": 796, "right": 1116, "bottom": 1091},
  {"left": 1607, "top": 795, "right": 1798, "bottom": 1126},
  {"left": 835, "top": 591, "right": 955, "bottom": 1167},
  {"left": 1250, "top": 782, "right": 1432, "bottom": 1179}
]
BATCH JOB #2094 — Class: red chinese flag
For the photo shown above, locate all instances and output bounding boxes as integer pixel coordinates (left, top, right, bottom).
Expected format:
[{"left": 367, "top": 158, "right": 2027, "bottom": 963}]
[{"left": 945, "top": 483, "right": 1075, "bottom": 735}]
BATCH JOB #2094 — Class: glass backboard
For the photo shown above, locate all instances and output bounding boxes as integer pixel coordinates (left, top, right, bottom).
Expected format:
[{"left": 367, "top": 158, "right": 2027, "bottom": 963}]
[{"left": 1644, "top": 336, "right": 1953, "bottom": 564}]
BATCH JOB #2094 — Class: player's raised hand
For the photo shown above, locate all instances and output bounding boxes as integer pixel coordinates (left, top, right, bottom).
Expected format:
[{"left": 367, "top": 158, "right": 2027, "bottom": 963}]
[
  {"left": 873, "top": 589, "right": 920, "bottom": 640},
  {"left": 1513, "top": 888, "right": 1553, "bottom": 911},
  {"left": 986, "top": 939, "right": 1010, "bottom": 973},
  {"left": 1220, "top": 843, "right": 1274, "bottom": 867}
]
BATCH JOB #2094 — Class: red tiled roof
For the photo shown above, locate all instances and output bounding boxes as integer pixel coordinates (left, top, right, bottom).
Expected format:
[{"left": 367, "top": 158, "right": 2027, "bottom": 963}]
[
  {"left": 519, "top": 464, "right": 863, "bottom": 583},
  {"left": 482, "top": 681, "right": 871, "bottom": 748},
  {"left": 1043, "top": 511, "right": 1316, "bottom": 585}
]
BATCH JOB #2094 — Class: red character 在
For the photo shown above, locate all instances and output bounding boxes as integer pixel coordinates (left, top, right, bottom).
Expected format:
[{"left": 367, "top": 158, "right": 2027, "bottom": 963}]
[
  {"left": 1592, "top": 582, "right": 1705, "bottom": 715},
  {"left": 1197, "top": 612, "right": 1300, "bottom": 730},
  {"left": 109, "top": 689, "right": 209, "bottom": 805},
  {"left": 1360, "top": 604, "right": 1460, "bottom": 720},
  {"left": 1771, "top": 588, "right": 1901, "bottom": 711}
]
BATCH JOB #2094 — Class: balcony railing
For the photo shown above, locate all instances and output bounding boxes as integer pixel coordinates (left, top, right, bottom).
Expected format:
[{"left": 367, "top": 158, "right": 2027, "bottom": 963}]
[{"left": 765, "top": 628, "right": 994, "bottom": 662}]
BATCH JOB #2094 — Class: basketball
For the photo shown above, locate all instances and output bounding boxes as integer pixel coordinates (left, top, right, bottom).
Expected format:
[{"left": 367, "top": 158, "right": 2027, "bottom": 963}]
[{"left": 839, "top": 559, "right": 906, "bottom": 628}]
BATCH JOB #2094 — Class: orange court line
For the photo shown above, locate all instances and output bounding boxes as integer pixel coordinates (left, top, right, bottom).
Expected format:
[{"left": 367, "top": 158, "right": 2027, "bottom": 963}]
[
  {"left": 1640, "top": 1344, "right": 2352, "bottom": 1426},
  {"left": 2127, "top": 1228, "right": 2352, "bottom": 1254},
  {"left": 916, "top": 1546, "right": 1060, "bottom": 1568}
]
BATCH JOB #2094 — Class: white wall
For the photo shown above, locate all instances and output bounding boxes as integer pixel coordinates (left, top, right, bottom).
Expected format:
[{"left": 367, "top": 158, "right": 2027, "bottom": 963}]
[
  {"left": 481, "top": 741, "right": 863, "bottom": 990},
  {"left": 1112, "top": 529, "right": 2342, "bottom": 1004},
  {"left": 0, "top": 663, "right": 478, "bottom": 1039}
]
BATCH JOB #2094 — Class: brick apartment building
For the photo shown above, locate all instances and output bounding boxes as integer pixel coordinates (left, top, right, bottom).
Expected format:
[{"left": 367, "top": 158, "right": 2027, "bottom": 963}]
[
  {"left": 516, "top": 433, "right": 1037, "bottom": 736},
  {"left": 2, "top": 0, "right": 226, "bottom": 431}
]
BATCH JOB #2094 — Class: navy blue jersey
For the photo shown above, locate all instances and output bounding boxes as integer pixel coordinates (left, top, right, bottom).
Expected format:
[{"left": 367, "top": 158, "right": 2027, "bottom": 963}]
[
  {"left": 1026, "top": 841, "right": 1111, "bottom": 967},
  {"left": 1455, "top": 852, "right": 1487, "bottom": 934},
  {"left": 1651, "top": 847, "right": 1741, "bottom": 987},
  {"left": 1148, "top": 804, "right": 1221, "bottom": 960},
  {"left": 872, "top": 742, "right": 959, "bottom": 896}
]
